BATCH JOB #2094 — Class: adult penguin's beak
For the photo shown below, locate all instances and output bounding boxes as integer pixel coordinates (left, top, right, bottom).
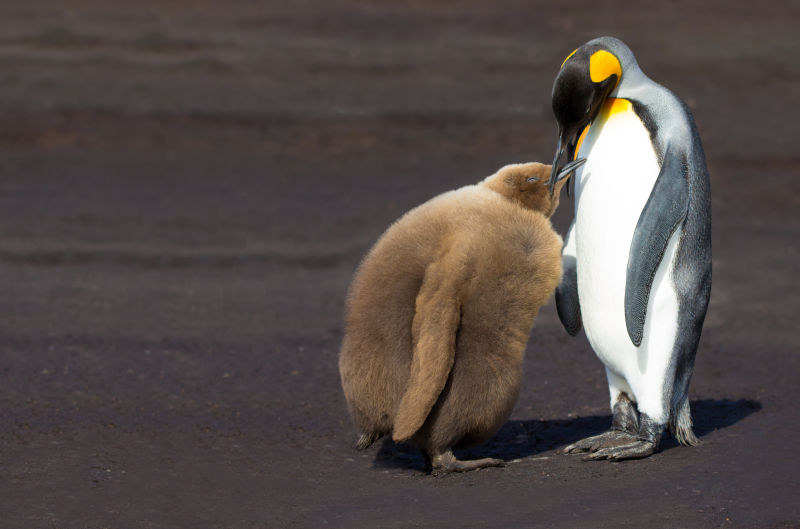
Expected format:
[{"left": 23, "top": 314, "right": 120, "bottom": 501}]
[
  {"left": 548, "top": 131, "right": 580, "bottom": 197},
  {"left": 553, "top": 158, "right": 586, "bottom": 195},
  {"left": 549, "top": 130, "right": 586, "bottom": 197}
]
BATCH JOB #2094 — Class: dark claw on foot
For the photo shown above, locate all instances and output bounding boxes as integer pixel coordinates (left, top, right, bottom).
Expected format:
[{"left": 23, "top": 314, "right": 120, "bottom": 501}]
[{"left": 355, "top": 432, "right": 382, "bottom": 450}]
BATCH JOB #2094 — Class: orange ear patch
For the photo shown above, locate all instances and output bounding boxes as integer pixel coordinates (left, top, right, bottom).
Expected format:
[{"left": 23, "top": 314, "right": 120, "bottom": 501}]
[{"left": 589, "top": 50, "right": 622, "bottom": 85}]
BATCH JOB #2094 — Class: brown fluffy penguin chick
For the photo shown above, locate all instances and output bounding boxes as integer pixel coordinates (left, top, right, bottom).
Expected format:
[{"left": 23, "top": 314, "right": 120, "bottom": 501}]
[{"left": 339, "top": 162, "right": 568, "bottom": 475}]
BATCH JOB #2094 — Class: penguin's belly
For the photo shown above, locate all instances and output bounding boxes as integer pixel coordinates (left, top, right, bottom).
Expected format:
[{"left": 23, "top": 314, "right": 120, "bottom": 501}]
[{"left": 573, "top": 99, "right": 679, "bottom": 401}]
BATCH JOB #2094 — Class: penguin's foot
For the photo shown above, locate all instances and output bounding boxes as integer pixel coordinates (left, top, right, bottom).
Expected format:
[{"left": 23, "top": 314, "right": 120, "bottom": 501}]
[
  {"left": 564, "top": 392, "right": 644, "bottom": 455},
  {"left": 562, "top": 429, "right": 637, "bottom": 454},
  {"left": 583, "top": 439, "right": 656, "bottom": 461},
  {"left": 428, "top": 450, "right": 504, "bottom": 476},
  {"left": 355, "top": 432, "right": 383, "bottom": 450},
  {"left": 571, "top": 411, "right": 664, "bottom": 461}
]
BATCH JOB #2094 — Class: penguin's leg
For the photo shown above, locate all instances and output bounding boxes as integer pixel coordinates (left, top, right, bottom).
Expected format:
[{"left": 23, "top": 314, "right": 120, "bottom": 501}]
[
  {"left": 563, "top": 393, "right": 639, "bottom": 453},
  {"left": 428, "top": 450, "right": 504, "bottom": 476},
  {"left": 563, "top": 370, "right": 639, "bottom": 454}
]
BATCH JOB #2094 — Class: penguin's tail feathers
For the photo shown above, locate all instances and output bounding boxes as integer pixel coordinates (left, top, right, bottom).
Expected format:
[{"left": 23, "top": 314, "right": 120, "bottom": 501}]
[{"left": 668, "top": 397, "right": 699, "bottom": 446}]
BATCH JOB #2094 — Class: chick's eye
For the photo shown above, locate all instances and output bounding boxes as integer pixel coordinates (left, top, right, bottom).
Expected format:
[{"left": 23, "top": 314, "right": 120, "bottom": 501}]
[{"left": 527, "top": 177, "right": 539, "bottom": 183}]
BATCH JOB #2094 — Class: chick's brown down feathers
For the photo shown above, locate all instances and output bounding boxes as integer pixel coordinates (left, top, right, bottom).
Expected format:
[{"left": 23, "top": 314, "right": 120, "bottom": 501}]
[{"left": 339, "top": 162, "right": 568, "bottom": 471}]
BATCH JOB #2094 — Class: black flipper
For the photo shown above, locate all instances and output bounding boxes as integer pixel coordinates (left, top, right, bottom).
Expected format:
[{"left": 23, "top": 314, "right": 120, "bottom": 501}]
[
  {"left": 625, "top": 145, "right": 689, "bottom": 346},
  {"left": 556, "top": 255, "right": 582, "bottom": 336}
]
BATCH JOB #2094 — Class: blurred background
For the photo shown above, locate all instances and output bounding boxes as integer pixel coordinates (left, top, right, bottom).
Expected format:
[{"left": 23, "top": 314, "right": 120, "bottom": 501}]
[{"left": 0, "top": 1, "right": 797, "bottom": 527}]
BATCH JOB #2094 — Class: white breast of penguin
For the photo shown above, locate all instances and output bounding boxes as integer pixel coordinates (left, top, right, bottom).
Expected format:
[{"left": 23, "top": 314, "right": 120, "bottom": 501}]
[{"left": 573, "top": 99, "right": 681, "bottom": 393}]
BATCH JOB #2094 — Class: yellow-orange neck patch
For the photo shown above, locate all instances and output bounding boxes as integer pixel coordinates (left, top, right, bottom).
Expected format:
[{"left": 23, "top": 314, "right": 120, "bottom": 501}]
[
  {"left": 574, "top": 98, "right": 632, "bottom": 159},
  {"left": 589, "top": 50, "right": 622, "bottom": 85},
  {"left": 598, "top": 97, "right": 632, "bottom": 121}
]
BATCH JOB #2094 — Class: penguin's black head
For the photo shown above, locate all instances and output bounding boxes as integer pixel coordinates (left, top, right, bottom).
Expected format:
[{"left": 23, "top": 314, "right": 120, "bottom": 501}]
[{"left": 548, "top": 40, "right": 623, "bottom": 196}]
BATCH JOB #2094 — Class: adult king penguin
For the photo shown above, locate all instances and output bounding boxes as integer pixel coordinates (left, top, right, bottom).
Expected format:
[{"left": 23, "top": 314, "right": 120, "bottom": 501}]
[{"left": 549, "top": 36, "right": 711, "bottom": 460}]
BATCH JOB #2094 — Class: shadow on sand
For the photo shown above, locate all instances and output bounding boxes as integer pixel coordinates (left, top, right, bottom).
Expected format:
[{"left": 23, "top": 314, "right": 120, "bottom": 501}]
[{"left": 373, "top": 398, "right": 761, "bottom": 472}]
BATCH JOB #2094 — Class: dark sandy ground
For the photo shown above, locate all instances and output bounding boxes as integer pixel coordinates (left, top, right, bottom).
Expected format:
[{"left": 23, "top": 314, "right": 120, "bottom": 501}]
[{"left": 0, "top": 1, "right": 798, "bottom": 527}]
